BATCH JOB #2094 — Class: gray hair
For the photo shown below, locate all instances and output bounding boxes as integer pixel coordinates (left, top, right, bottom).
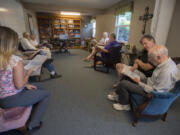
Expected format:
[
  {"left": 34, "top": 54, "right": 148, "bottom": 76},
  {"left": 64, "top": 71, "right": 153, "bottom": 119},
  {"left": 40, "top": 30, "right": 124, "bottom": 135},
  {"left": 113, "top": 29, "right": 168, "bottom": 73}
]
[
  {"left": 103, "top": 32, "right": 108, "bottom": 37},
  {"left": 149, "top": 45, "right": 168, "bottom": 59}
]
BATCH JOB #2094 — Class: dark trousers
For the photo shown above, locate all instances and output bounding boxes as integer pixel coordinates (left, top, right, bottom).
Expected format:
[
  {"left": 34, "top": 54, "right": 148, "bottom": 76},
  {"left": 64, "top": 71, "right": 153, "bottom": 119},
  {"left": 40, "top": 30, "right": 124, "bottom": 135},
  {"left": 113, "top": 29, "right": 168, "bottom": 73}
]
[
  {"left": 116, "top": 80, "right": 147, "bottom": 105},
  {"left": 0, "top": 85, "right": 50, "bottom": 129}
]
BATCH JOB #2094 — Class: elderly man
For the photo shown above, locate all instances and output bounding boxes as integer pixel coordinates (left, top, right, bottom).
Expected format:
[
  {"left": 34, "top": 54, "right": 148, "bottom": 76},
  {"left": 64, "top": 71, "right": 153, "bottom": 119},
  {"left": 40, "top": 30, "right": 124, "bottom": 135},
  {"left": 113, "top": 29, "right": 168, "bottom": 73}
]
[
  {"left": 108, "top": 45, "right": 179, "bottom": 111},
  {"left": 113, "top": 35, "right": 156, "bottom": 88},
  {"left": 20, "top": 32, "right": 51, "bottom": 59}
]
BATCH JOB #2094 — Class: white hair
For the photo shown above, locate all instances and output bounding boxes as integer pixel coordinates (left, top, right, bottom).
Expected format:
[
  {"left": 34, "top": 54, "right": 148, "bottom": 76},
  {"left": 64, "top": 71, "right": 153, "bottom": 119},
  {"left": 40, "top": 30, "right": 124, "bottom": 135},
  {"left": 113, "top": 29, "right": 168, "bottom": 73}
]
[
  {"left": 103, "top": 32, "right": 108, "bottom": 37},
  {"left": 149, "top": 45, "right": 168, "bottom": 58}
]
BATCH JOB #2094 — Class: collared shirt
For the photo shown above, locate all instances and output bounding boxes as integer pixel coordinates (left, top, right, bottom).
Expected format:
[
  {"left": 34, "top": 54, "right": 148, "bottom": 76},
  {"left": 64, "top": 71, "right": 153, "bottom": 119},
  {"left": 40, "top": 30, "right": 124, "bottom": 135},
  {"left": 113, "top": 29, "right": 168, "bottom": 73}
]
[
  {"left": 20, "top": 38, "right": 37, "bottom": 50},
  {"left": 139, "top": 58, "right": 180, "bottom": 93}
]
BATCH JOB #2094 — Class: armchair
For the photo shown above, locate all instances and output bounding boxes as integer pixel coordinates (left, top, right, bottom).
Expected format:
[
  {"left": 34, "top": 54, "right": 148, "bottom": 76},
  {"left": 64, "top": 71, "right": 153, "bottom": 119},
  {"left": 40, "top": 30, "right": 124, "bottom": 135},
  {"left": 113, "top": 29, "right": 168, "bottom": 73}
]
[{"left": 130, "top": 80, "right": 180, "bottom": 127}]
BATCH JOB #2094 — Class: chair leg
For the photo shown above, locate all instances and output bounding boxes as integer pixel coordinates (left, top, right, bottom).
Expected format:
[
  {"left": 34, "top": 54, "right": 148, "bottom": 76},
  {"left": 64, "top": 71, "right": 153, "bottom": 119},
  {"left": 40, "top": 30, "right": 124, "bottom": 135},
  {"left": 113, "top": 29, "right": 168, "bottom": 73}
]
[
  {"left": 17, "top": 125, "right": 28, "bottom": 135},
  {"left": 37, "top": 75, "right": 41, "bottom": 82},
  {"left": 106, "top": 67, "right": 109, "bottom": 73},
  {"left": 161, "top": 112, "right": 167, "bottom": 122},
  {"left": 132, "top": 112, "right": 140, "bottom": 127}
]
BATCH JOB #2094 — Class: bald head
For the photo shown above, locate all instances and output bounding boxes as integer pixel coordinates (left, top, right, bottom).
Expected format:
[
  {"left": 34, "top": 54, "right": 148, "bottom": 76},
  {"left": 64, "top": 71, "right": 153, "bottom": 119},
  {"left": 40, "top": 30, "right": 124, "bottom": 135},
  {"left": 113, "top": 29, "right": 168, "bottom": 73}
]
[{"left": 148, "top": 45, "right": 169, "bottom": 66}]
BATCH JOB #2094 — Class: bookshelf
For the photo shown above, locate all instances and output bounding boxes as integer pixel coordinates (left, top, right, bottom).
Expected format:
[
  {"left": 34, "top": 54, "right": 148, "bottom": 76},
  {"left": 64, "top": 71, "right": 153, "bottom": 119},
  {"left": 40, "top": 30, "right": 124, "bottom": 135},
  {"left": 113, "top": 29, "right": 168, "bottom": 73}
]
[{"left": 37, "top": 14, "right": 81, "bottom": 48}]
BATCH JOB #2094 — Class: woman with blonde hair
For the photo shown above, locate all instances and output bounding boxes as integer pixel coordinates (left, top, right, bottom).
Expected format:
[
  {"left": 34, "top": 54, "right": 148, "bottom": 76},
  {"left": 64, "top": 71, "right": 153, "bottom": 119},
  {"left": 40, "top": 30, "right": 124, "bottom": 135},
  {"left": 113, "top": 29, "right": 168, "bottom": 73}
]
[{"left": 0, "top": 26, "right": 50, "bottom": 131}]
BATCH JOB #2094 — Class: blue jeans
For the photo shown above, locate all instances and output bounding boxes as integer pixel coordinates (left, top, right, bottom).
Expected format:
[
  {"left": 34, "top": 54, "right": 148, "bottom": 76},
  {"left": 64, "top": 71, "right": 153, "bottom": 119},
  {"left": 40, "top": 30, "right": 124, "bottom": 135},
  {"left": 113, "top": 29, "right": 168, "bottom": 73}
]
[{"left": 44, "top": 63, "right": 55, "bottom": 73}]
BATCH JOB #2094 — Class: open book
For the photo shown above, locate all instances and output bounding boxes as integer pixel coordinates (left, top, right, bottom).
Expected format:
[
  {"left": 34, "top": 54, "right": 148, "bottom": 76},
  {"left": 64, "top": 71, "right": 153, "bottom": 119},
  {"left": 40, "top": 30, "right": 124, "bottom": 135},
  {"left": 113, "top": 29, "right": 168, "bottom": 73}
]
[
  {"left": 121, "top": 65, "right": 140, "bottom": 80},
  {"left": 24, "top": 55, "right": 48, "bottom": 72}
]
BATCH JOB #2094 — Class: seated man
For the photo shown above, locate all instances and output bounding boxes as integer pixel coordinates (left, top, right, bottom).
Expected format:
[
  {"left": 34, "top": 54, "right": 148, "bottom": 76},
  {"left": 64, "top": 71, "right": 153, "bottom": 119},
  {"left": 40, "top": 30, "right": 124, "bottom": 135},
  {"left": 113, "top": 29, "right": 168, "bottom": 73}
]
[
  {"left": 107, "top": 45, "right": 179, "bottom": 111},
  {"left": 113, "top": 35, "right": 156, "bottom": 88},
  {"left": 91, "top": 33, "right": 120, "bottom": 67}
]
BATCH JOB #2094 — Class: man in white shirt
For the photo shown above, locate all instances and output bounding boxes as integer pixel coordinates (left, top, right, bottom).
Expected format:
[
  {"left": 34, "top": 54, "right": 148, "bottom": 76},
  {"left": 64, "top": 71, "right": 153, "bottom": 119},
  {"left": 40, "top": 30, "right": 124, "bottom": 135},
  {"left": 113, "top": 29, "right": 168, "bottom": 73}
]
[
  {"left": 107, "top": 45, "right": 179, "bottom": 111},
  {"left": 20, "top": 32, "right": 37, "bottom": 50}
]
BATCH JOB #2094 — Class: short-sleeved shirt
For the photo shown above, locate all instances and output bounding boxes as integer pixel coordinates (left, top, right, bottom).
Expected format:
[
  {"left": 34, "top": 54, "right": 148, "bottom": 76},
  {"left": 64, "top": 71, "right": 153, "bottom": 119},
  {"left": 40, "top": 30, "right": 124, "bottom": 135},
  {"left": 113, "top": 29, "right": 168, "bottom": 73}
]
[
  {"left": 0, "top": 55, "right": 22, "bottom": 99},
  {"left": 101, "top": 40, "right": 120, "bottom": 60},
  {"left": 138, "top": 49, "right": 155, "bottom": 77}
]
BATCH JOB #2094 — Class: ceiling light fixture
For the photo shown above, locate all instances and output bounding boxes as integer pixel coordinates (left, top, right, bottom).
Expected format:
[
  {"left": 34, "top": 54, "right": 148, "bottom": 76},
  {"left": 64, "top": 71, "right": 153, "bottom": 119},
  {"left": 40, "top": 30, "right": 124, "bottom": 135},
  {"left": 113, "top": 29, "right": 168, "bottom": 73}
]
[
  {"left": 61, "top": 12, "right": 80, "bottom": 16},
  {"left": 0, "top": 8, "right": 8, "bottom": 12}
]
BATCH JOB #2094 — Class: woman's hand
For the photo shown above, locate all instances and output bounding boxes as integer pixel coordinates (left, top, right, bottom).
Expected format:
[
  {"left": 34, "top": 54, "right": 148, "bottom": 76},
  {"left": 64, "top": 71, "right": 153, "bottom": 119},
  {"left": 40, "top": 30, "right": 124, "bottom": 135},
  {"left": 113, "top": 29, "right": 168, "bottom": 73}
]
[
  {"left": 26, "top": 84, "right": 37, "bottom": 90},
  {"left": 26, "top": 68, "right": 34, "bottom": 75}
]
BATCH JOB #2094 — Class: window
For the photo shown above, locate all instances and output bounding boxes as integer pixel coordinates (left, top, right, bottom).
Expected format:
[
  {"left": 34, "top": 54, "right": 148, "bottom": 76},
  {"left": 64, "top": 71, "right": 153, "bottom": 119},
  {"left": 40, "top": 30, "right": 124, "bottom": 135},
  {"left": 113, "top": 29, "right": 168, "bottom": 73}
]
[
  {"left": 115, "top": 12, "right": 132, "bottom": 42},
  {"left": 92, "top": 20, "right": 96, "bottom": 38}
]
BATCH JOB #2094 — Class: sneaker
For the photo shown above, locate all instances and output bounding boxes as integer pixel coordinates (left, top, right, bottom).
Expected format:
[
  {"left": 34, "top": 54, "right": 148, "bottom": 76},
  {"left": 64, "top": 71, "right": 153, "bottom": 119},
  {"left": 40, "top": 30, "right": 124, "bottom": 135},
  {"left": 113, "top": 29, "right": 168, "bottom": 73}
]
[
  {"left": 107, "top": 92, "right": 118, "bottom": 101},
  {"left": 112, "top": 82, "right": 120, "bottom": 88},
  {"left": 50, "top": 73, "right": 62, "bottom": 79},
  {"left": 113, "top": 103, "right": 130, "bottom": 111}
]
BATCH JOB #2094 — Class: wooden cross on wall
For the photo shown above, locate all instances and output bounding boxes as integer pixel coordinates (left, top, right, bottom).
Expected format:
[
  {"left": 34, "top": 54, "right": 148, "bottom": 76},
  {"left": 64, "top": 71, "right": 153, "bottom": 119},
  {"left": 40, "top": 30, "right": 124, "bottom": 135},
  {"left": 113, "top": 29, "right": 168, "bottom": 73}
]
[{"left": 139, "top": 7, "right": 153, "bottom": 35}]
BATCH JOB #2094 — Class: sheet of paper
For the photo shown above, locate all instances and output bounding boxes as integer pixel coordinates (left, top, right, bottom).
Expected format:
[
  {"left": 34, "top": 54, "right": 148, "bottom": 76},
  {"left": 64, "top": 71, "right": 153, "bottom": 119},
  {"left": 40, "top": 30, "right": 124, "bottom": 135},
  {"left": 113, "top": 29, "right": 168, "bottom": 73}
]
[
  {"left": 121, "top": 65, "right": 140, "bottom": 80},
  {"left": 24, "top": 55, "right": 47, "bottom": 71}
]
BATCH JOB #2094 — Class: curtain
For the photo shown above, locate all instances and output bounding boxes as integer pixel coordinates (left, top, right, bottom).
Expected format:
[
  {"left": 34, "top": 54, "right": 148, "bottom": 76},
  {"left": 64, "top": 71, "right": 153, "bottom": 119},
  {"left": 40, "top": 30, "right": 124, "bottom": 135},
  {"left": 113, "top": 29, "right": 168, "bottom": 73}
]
[{"left": 114, "top": 1, "right": 134, "bottom": 16}]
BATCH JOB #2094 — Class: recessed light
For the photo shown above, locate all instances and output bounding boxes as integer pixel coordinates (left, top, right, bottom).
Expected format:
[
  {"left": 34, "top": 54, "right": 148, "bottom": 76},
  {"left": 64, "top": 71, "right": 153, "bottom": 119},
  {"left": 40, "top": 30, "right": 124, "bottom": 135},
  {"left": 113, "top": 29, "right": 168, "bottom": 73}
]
[
  {"left": 0, "top": 8, "right": 8, "bottom": 12},
  {"left": 61, "top": 12, "right": 80, "bottom": 16}
]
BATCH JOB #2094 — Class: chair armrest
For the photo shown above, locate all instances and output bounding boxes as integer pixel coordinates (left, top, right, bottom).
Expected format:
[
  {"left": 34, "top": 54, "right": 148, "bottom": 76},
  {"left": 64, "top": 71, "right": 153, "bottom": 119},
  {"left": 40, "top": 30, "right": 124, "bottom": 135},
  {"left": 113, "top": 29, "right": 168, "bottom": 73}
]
[
  {"left": 151, "top": 91, "right": 174, "bottom": 99},
  {"left": 135, "top": 93, "right": 153, "bottom": 113}
]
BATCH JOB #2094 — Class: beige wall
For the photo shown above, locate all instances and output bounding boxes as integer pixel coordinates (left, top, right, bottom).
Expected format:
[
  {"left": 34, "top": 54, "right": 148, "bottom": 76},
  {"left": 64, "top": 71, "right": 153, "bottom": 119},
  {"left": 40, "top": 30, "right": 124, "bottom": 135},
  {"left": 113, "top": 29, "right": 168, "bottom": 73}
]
[
  {"left": 23, "top": 9, "right": 39, "bottom": 41},
  {"left": 166, "top": 0, "right": 180, "bottom": 57},
  {"left": 0, "top": 0, "right": 39, "bottom": 40},
  {"left": 96, "top": 10, "right": 115, "bottom": 41},
  {"left": 128, "top": 0, "right": 155, "bottom": 50},
  {"left": 0, "top": 0, "right": 26, "bottom": 36},
  {"left": 95, "top": 0, "right": 155, "bottom": 51}
]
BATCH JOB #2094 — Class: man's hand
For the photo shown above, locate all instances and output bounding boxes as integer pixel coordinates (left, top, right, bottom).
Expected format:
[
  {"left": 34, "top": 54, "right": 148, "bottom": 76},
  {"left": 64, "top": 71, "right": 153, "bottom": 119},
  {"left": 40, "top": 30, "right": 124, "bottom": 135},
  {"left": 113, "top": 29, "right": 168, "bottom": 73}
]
[
  {"left": 132, "top": 77, "right": 140, "bottom": 84},
  {"left": 131, "top": 63, "right": 138, "bottom": 72},
  {"left": 26, "top": 84, "right": 37, "bottom": 90}
]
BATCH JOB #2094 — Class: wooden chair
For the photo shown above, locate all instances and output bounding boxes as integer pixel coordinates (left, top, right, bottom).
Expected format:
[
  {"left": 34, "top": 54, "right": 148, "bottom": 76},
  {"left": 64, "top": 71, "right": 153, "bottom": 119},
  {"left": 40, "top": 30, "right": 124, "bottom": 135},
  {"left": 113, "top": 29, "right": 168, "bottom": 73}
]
[{"left": 93, "top": 44, "right": 122, "bottom": 73}]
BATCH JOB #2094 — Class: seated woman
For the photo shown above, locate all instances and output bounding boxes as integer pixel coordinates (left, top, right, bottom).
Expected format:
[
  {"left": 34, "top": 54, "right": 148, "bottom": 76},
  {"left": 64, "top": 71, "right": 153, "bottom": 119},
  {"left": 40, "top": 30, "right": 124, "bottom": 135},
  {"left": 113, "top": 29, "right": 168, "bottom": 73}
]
[
  {"left": 0, "top": 26, "right": 50, "bottom": 131},
  {"left": 84, "top": 32, "right": 109, "bottom": 61},
  {"left": 30, "top": 34, "right": 53, "bottom": 50},
  {"left": 91, "top": 33, "right": 120, "bottom": 67}
]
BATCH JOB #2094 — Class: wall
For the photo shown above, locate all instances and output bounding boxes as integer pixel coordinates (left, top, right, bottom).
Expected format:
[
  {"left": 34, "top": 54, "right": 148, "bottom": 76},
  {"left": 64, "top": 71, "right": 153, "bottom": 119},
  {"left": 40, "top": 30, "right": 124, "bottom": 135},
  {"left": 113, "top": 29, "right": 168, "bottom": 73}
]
[
  {"left": 95, "top": 9, "right": 115, "bottom": 41},
  {"left": 95, "top": 0, "right": 155, "bottom": 50},
  {"left": 0, "top": 0, "right": 39, "bottom": 40},
  {"left": 24, "top": 9, "right": 39, "bottom": 41},
  {"left": 0, "top": 0, "right": 26, "bottom": 36},
  {"left": 151, "top": 0, "right": 176, "bottom": 46},
  {"left": 128, "top": 0, "right": 155, "bottom": 50},
  {"left": 166, "top": 0, "right": 180, "bottom": 57}
]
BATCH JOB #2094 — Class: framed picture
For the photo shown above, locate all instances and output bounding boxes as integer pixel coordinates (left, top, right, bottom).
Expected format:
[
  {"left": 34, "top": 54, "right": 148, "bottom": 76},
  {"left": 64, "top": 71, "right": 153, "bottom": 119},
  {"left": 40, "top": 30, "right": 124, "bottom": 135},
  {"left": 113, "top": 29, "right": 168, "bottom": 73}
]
[{"left": 27, "top": 14, "right": 34, "bottom": 34}]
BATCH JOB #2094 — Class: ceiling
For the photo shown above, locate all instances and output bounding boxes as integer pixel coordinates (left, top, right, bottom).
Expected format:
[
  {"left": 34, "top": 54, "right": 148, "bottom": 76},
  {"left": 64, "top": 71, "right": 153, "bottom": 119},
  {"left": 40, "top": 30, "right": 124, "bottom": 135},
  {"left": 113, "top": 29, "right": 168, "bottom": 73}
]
[{"left": 20, "top": 0, "right": 124, "bottom": 15}]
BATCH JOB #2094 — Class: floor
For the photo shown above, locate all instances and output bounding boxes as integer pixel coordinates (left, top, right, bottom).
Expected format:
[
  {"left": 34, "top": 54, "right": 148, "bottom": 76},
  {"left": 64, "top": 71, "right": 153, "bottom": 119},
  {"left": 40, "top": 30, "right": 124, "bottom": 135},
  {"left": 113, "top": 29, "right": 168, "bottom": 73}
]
[{"left": 33, "top": 49, "right": 180, "bottom": 135}]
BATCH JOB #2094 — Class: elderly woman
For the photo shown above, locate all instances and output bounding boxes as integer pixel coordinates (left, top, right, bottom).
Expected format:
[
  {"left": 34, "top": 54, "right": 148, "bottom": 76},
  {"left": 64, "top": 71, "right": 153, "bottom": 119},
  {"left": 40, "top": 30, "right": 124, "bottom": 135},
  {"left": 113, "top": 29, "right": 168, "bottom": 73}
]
[{"left": 84, "top": 32, "right": 109, "bottom": 61}]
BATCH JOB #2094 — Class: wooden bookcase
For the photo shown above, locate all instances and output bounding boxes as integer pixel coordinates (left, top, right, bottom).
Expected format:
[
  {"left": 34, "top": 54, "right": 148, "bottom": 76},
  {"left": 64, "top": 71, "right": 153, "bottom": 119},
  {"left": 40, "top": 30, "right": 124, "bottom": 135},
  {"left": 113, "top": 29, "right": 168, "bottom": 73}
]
[{"left": 37, "top": 13, "right": 81, "bottom": 48}]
